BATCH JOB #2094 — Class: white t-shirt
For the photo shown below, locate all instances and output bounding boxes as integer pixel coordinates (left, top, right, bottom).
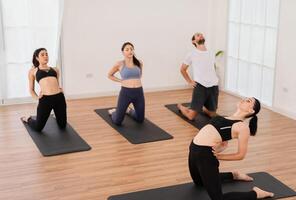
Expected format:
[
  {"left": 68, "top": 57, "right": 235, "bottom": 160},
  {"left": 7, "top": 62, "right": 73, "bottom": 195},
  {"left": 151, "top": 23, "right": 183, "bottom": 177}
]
[{"left": 183, "top": 49, "right": 218, "bottom": 87}]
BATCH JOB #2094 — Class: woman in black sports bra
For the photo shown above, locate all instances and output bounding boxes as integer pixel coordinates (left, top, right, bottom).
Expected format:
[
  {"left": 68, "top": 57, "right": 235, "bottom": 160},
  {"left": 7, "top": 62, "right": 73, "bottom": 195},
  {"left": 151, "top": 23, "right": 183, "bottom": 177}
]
[
  {"left": 21, "top": 48, "right": 67, "bottom": 132},
  {"left": 189, "top": 97, "right": 274, "bottom": 199}
]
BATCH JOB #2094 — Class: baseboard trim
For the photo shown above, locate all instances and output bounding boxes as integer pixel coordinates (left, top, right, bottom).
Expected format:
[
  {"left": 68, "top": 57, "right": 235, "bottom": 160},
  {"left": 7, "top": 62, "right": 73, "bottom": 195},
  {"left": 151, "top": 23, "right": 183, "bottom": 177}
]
[
  {"left": 65, "top": 85, "right": 190, "bottom": 100},
  {"left": 0, "top": 97, "right": 36, "bottom": 106}
]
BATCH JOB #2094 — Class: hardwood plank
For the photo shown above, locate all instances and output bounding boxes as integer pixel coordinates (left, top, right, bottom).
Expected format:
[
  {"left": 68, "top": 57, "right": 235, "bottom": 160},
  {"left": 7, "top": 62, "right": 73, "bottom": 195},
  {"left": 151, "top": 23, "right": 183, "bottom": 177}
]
[{"left": 0, "top": 89, "right": 295, "bottom": 200}]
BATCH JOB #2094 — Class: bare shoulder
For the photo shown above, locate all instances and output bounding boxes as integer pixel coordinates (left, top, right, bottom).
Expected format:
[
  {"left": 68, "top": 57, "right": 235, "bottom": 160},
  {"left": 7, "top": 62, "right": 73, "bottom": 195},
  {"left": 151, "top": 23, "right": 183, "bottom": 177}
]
[
  {"left": 234, "top": 121, "right": 250, "bottom": 136},
  {"left": 114, "top": 60, "right": 124, "bottom": 70},
  {"left": 116, "top": 60, "right": 124, "bottom": 66},
  {"left": 29, "top": 66, "right": 37, "bottom": 75}
]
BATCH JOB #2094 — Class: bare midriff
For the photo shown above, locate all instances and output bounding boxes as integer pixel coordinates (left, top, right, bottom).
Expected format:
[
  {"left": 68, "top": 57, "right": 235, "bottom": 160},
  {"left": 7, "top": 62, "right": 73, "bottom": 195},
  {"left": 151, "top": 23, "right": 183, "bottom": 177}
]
[
  {"left": 121, "top": 79, "right": 142, "bottom": 88},
  {"left": 38, "top": 77, "right": 62, "bottom": 95},
  {"left": 193, "top": 124, "right": 223, "bottom": 147}
]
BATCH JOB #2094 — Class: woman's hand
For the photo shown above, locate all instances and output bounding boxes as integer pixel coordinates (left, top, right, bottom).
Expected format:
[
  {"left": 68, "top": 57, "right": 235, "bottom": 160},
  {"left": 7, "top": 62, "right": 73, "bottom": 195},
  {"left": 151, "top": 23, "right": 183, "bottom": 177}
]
[
  {"left": 212, "top": 148, "right": 220, "bottom": 158},
  {"left": 38, "top": 91, "right": 43, "bottom": 99},
  {"left": 212, "top": 142, "right": 229, "bottom": 160},
  {"left": 212, "top": 141, "right": 228, "bottom": 153}
]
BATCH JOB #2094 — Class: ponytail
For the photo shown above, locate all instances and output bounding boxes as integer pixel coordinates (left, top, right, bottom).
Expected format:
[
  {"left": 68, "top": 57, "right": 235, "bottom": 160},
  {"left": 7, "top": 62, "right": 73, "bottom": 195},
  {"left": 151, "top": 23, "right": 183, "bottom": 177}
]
[
  {"left": 246, "top": 98, "right": 261, "bottom": 136},
  {"left": 32, "top": 48, "right": 47, "bottom": 68},
  {"left": 249, "top": 115, "right": 258, "bottom": 136},
  {"left": 132, "top": 55, "right": 142, "bottom": 69}
]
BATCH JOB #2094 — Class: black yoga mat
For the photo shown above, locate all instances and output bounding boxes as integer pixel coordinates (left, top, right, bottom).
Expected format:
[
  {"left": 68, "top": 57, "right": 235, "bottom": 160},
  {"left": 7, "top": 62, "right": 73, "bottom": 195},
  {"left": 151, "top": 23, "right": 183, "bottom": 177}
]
[
  {"left": 165, "top": 103, "right": 211, "bottom": 129},
  {"left": 108, "top": 172, "right": 296, "bottom": 200},
  {"left": 22, "top": 116, "right": 91, "bottom": 156},
  {"left": 94, "top": 108, "right": 173, "bottom": 144}
]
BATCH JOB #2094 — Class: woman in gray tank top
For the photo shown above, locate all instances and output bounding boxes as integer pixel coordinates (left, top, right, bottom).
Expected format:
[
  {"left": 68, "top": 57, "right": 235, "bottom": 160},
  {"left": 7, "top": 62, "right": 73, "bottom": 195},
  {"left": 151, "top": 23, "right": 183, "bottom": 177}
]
[{"left": 107, "top": 42, "right": 145, "bottom": 125}]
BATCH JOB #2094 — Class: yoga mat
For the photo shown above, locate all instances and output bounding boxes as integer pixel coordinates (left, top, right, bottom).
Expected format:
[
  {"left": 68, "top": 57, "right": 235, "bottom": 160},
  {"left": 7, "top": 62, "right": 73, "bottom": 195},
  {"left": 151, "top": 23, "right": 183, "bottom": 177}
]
[
  {"left": 94, "top": 108, "right": 173, "bottom": 144},
  {"left": 108, "top": 172, "right": 296, "bottom": 200}
]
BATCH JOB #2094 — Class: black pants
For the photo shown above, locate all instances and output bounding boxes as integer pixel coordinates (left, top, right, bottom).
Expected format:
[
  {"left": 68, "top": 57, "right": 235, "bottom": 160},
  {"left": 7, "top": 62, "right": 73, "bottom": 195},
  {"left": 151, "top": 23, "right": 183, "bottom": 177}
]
[
  {"left": 188, "top": 142, "right": 257, "bottom": 200},
  {"left": 111, "top": 87, "right": 145, "bottom": 125},
  {"left": 27, "top": 92, "right": 67, "bottom": 132},
  {"left": 190, "top": 82, "right": 219, "bottom": 112}
]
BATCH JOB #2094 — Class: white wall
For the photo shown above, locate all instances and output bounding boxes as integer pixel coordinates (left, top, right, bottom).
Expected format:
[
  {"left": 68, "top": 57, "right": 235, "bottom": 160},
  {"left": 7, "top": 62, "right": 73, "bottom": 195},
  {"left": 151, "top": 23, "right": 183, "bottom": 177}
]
[
  {"left": 209, "top": 0, "right": 228, "bottom": 89},
  {"left": 0, "top": 1, "right": 5, "bottom": 100},
  {"left": 62, "top": 0, "right": 214, "bottom": 97},
  {"left": 273, "top": 0, "right": 296, "bottom": 119},
  {"left": 210, "top": 0, "right": 296, "bottom": 119}
]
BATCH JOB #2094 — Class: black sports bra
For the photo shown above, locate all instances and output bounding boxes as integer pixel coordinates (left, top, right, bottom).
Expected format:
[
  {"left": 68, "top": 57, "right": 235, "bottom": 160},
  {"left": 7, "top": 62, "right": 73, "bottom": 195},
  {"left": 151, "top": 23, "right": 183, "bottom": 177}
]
[
  {"left": 209, "top": 116, "right": 242, "bottom": 141},
  {"left": 36, "top": 67, "right": 57, "bottom": 83}
]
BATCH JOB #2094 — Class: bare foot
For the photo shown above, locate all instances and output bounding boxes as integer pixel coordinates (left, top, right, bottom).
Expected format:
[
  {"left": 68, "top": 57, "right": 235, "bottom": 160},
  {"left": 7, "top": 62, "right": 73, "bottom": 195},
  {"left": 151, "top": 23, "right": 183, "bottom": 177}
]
[
  {"left": 21, "top": 116, "right": 29, "bottom": 123},
  {"left": 126, "top": 105, "right": 134, "bottom": 114},
  {"left": 233, "top": 171, "right": 253, "bottom": 181},
  {"left": 177, "top": 103, "right": 183, "bottom": 111},
  {"left": 253, "top": 187, "right": 274, "bottom": 199},
  {"left": 202, "top": 107, "right": 217, "bottom": 117},
  {"left": 108, "top": 108, "right": 116, "bottom": 115}
]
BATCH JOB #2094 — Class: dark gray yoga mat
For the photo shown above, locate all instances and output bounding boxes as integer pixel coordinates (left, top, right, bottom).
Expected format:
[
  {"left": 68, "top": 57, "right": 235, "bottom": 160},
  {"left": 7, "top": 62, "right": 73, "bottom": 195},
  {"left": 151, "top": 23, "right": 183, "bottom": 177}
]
[
  {"left": 108, "top": 172, "right": 296, "bottom": 200},
  {"left": 165, "top": 103, "right": 211, "bottom": 129},
  {"left": 94, "top": 108, "right": 173, "bottom": 144},
  {"left": 22, "top": 116, "right": 91, "bottom": 156}
]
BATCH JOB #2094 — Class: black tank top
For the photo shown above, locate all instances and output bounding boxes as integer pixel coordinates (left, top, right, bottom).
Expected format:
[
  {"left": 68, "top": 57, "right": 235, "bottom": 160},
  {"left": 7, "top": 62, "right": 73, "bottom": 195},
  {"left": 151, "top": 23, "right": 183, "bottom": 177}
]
[
  {"left": 209, "top": 116, "right": 242, "bottom": 141},
  {"left": 36, "top": 67, "right": 57, "bottom": 83}
]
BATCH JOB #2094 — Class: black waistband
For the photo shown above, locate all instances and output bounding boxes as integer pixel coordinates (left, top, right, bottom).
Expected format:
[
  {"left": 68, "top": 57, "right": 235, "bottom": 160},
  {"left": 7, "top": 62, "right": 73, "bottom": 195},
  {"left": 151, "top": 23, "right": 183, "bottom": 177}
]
[
  {"left": 195, "top": 82, "right": 218, "bottom": 89},
  {"left": 121, "top": 86, "right": 143, "bottom": 90},
  {"left": 42, "top": 92, "right": 64, "bottom": 97},
  {"left": 190, "top": 141, "right": 212, "bottom": 152}
]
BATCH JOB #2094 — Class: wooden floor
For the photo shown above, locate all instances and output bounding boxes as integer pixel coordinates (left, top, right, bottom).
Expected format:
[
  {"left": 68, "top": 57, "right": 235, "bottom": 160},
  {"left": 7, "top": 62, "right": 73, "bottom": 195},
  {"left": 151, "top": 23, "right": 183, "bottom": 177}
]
[{"left": 0, "top": 89, "right": 295, "bottom": 200}]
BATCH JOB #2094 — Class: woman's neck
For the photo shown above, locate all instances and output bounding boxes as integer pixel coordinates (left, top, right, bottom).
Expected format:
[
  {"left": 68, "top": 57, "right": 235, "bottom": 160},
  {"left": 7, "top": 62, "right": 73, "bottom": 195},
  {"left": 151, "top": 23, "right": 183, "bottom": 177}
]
[
  {"left": 124, "top": 58, "right": 133, "bottom": 66},
  {"left": 39, "top": 64, "right": 48, "bottom": 69},
  {"left": 229, "top": 110, "right": 246, "bottom": 121}
]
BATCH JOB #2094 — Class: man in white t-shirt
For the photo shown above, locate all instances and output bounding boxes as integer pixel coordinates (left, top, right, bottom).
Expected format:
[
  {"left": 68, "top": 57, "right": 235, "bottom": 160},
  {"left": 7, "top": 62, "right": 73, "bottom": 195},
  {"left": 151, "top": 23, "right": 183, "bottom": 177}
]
[{"left": 178, "top": 32, "right": 219, "bottom": 120}]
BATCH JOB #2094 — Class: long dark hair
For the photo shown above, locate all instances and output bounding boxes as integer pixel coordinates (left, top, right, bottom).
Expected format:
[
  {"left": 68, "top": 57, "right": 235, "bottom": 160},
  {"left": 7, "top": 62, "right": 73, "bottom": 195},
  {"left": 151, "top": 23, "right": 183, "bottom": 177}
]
[
  {"left": 246, "top": 98, "right": 261, "bottom": 136},
  {"left": 121, "top": 42, "right": 142, "bottom": 69},
  {"left": 32, "top": 48, "right": 47, "bottom": 68}
]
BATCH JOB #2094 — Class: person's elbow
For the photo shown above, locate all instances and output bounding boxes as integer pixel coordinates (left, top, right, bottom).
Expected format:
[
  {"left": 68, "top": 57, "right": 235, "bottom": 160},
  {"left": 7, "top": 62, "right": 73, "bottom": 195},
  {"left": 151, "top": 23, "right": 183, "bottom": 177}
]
[
  {"left": 235, "top": 152, "right": 246, "bottom": 160},
  {"left": 107, "top": 73, "right": 113, "bottom": 80},
  {"left": 180, "top": 67, "right": 186, "bottom": 74},
  {"left": 29, "top": 89, "right": 34, "bottom": 96},
  {"left": 180, "top": 64, "right": 188, "bottom": 73}
]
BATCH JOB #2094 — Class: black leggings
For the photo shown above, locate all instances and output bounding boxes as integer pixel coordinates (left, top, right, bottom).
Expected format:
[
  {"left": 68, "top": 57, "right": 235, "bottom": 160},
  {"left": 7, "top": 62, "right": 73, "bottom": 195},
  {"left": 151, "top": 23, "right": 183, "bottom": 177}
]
[
  {"left": 111, "top": 87, "right": 145, "bottom": 125},
  {"left": 27, "top": 92, "right": 67, "bottom": 132},
  {"left": 188, "top": 142, "right": 257, "bottom": 200}
]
